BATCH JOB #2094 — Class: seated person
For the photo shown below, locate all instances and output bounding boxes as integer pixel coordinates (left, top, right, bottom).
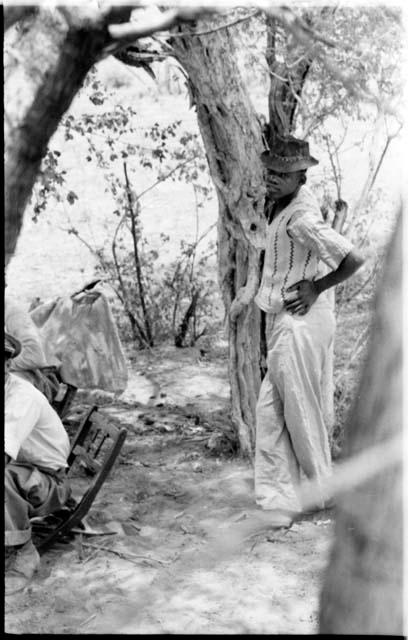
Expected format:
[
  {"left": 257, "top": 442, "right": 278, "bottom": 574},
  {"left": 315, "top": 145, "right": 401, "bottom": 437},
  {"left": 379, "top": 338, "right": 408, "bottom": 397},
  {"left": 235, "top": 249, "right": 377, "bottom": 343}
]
[
  {"left": 5, "top": 294, "right": 66, "bottom": 404},
  {"left": 5, "top": 333, "right": 71, "bottom": 595}
]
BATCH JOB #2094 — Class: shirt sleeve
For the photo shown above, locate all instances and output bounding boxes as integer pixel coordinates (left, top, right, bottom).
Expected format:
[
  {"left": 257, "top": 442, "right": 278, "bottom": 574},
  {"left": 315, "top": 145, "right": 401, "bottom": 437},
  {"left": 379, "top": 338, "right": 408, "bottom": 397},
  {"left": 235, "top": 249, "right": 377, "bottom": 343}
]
[
  {"left": 4, "top": 378, "right": 42, "bottom": 459},
  {"left": 286, "top": 209, "right": 354, "bottom": 270}
]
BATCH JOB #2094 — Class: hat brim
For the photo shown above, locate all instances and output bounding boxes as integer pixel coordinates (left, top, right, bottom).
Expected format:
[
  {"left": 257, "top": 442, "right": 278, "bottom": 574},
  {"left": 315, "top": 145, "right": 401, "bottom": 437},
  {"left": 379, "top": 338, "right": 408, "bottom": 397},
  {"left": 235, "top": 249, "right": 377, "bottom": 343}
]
[
  {"left": 261, "top": 153, "right": 319, "bottom": 173},
  {"left": 5, "top": 332, "right": 22, "bottom": 358}
]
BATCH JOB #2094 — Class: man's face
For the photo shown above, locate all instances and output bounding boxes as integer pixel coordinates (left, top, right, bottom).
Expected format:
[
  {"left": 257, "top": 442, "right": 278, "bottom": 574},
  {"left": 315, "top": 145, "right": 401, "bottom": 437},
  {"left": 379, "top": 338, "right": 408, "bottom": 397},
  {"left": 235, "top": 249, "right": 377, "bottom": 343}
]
[{"left": 264, "top": 168, "right": 304, "bottom": 200}]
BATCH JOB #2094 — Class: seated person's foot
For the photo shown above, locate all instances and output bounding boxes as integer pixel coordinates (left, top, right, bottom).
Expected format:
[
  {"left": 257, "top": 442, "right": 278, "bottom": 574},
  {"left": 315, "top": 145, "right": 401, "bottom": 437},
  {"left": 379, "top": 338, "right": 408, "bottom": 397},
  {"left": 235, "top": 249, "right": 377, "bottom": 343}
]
[{"left": 5, "top": 540, "right": 41, "bottom": 595}]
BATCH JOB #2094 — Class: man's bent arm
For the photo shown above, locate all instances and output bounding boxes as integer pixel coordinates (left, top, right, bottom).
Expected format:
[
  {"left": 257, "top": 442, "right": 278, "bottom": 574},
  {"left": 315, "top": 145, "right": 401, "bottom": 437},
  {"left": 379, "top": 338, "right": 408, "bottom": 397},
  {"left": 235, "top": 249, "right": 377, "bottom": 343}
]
[
  {"left": 284, "top": 249, "right": 365, "bottom": 314},
  {"left": 314, "top": 249, "right": 364, "bottom": 295}
]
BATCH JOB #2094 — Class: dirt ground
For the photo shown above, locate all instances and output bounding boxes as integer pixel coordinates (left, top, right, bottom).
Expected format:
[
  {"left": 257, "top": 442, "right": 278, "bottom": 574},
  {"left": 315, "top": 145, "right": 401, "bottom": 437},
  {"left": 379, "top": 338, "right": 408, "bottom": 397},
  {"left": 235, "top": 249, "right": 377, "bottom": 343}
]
[{"left": 4, "top": 345, "right": 334, "bottom": 635}]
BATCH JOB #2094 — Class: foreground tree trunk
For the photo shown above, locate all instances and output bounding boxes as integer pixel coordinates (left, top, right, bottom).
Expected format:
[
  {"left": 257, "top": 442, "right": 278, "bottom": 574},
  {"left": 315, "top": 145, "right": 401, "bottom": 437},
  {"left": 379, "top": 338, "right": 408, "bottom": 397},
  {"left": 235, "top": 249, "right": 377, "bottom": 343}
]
[
  {"left": 3, "top": 4, "right": 212, "bottom": 267},
  {"left": 171, "top": 22, "right": 267, "bottom": 456},
  {"left": 319, "top": 211, "right": 403, "bottom": 633},
  {"left": 4, "top": 8, "right": 110, "bottom": 266}
]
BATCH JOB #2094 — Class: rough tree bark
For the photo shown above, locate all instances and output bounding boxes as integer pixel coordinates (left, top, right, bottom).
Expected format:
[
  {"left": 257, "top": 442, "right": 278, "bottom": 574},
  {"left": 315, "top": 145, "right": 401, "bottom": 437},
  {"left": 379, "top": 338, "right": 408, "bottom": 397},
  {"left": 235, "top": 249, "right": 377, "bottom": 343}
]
[
  {"left": 171, "top": 22, "right": 267, "bottom": 456},
  {"left": 319, "top": 211, "right": 403, "bottom": 633}
]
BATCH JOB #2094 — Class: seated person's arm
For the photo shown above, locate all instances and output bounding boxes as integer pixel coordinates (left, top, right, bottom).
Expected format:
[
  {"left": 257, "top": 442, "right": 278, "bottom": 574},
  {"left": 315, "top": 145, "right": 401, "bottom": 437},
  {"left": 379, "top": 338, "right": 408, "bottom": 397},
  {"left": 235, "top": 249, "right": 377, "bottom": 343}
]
[{"left": 5, "top": 389, "right": 42, "bottom": 463}]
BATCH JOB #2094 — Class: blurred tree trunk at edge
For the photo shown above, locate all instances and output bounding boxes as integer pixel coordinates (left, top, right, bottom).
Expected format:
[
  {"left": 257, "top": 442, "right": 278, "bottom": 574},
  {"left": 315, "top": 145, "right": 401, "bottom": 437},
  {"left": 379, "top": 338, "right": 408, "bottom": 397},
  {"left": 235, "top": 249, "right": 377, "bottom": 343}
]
[{"left": 319, "top": 211, "right": 404, "bottom": 634}]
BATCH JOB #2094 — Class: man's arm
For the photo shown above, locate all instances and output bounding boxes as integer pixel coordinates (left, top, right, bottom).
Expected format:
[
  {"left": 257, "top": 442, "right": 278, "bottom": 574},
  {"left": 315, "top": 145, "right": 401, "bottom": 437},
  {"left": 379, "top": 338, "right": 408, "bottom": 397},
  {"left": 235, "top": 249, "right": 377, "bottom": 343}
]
[
  {"left": 5, "top": 379, "right": 43, "bottom": 461},
  {"left": 284, "top": 249, "right": 364, "bottom": 315},
  {"left": 314, "top": 249, "right": 364, "bottom": 294}
]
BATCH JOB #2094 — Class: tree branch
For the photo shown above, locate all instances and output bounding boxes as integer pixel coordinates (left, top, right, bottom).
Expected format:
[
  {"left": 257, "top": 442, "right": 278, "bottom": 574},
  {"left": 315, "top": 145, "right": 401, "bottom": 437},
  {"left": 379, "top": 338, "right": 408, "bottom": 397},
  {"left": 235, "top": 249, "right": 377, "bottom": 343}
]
[
  {"left": 3, "top": 5, "right": 37, "bottom": 31},
  {"left": 105, "top": 6, "right": 215, "bottom": 53},
  {"left": 264, "top": 6, "right": 337, "bottom": 49},
  {"left": 170, "top": 9, "right": 261, "bottom": 37},
  {"left": 123, "top": 161, "right": 153, "bottom": 346},
  {"left": 113, "top": 48, "right": 167, "bottom": 67}
]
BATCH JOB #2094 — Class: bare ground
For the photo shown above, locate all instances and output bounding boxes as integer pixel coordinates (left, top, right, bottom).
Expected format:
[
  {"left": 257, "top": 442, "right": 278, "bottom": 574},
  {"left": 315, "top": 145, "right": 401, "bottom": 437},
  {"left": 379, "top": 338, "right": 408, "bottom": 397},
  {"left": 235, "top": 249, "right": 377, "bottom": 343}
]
[{"left": 4, "top": 345, "right": 334, "bottom": 635}]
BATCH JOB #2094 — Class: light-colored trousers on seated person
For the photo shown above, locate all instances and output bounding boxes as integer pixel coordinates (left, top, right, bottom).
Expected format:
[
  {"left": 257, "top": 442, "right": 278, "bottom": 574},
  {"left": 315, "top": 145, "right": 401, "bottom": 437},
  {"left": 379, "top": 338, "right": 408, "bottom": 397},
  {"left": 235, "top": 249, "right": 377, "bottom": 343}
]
[
  {"left": 255, "top": 301, "right": 335, "bottom": 513},
  {"left": 5, "top": 461, "right": 71, "bottom": 547}
]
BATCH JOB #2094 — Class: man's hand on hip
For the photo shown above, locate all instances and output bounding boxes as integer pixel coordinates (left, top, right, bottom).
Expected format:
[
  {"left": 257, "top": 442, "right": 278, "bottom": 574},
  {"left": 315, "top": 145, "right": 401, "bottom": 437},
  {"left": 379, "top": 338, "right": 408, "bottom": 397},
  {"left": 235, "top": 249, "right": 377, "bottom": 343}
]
[{"left": 284, "top": 280, "right": 319, "bottom": 315}]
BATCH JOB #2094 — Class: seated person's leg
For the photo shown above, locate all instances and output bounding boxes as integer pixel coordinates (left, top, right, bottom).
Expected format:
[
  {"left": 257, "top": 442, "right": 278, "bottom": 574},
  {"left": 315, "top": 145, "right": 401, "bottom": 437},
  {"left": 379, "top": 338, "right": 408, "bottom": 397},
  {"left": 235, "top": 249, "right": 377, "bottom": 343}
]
[{"left": 5, "top": 461, "right": 70, "bottom": 594}]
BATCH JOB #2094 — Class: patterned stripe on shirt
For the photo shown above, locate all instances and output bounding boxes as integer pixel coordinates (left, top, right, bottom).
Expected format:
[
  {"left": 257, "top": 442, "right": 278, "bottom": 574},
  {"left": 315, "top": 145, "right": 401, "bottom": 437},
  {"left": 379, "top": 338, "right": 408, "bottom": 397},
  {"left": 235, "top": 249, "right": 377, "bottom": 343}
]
[
  {"left": 302, "top": 249, "right": 312, "bottom": 279},
  {"left": 281, "top": 239, "right": 295, "bottom": 304},
  {"left": 267, "top": 214, "right": 286, "bottom": 306}
]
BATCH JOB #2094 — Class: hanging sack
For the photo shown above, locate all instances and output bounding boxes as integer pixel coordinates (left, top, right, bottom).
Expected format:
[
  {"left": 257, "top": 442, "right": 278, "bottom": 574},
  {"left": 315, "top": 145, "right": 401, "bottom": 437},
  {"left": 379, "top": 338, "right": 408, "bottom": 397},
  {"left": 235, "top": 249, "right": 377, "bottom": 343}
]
[{"left": 30, "top": 288, "right": 128, "bottom": 393}]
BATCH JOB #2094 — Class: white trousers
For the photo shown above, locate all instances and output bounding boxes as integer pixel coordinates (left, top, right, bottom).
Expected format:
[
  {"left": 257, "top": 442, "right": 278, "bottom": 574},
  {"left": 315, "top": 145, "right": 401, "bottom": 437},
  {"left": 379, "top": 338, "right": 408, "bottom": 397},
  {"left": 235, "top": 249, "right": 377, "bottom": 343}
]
[{"left": 255, "top": 301, "right": 335, "bottom": 512}]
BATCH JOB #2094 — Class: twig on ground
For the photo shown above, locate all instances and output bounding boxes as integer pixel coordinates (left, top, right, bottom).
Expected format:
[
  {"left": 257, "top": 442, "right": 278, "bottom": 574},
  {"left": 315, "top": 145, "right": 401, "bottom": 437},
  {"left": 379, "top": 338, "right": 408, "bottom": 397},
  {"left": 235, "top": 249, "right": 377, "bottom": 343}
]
[
  {"left": 78, "top": 613, "right": 97, "bottom": 628},
  {"left": 82, "top": 548, "right": 100, "bottom": 564},
  {"left": 81, "top": 541, "right": 165, "bottom": 566}
]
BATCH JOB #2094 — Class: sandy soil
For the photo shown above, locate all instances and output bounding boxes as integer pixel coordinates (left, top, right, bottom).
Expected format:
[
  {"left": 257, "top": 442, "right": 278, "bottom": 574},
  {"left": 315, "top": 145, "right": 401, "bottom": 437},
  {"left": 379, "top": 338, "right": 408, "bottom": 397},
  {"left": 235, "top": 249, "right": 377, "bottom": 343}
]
[{"left": 4, "top": 346, "right": 334, "bottom": 635}]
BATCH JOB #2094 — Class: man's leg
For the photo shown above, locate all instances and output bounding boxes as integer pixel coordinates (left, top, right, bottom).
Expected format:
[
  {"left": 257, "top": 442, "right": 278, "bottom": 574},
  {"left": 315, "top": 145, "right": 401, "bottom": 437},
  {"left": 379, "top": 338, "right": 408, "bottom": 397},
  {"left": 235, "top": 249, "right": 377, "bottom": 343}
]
[
  {"left": 5, "top": 462, "right": 69, "bottom": 594},
  {"left": 272, "top": 305, "right": 335, "bottom": 507},
  {"left": 255, "top": 366, "right": 302, "bottom": 515},
  {"left": 321, "top": 337, "right": 335, "bottom": 439}
]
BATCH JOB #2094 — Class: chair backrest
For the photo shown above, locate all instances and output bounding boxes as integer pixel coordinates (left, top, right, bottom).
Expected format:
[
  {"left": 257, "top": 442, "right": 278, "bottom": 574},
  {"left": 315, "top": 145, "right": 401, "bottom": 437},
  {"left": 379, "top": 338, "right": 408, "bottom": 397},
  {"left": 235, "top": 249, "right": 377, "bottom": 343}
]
[
  {"left": 63, "top": 408, "right": 127, "bottom": 527},
  {"left": 37, "top": 365, "right": 78, "bottom": 418},
  {"left": 68, "top": 406, "right": 127, "bottom": 478},
  {"left": 53, "top": 382, "right": 78, "bottom": 419},
  {"left": 34, "top": 406, "right": 127, "bottom": 550}
]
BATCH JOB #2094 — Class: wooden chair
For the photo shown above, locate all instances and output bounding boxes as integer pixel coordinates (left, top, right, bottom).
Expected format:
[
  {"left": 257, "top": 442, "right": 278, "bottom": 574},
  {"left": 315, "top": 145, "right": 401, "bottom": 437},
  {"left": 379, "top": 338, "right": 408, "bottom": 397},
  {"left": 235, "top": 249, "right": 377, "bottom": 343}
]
[
  {"left": 31, "top": 406, "right": 127, "bottom": 551},
  {"left": 37, "top": 364, "right": 78, "bottom": 419},
  {"left": 52, "top": 380, "right": 78, "bottom": 420}
]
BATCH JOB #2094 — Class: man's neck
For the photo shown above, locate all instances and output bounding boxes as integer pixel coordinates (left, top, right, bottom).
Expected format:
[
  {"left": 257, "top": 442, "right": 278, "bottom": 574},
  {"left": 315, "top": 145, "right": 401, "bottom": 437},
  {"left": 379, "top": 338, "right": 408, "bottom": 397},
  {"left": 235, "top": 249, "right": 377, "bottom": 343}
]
[{"left": 267, "top": 186, "right": 302, "bottom": 224}]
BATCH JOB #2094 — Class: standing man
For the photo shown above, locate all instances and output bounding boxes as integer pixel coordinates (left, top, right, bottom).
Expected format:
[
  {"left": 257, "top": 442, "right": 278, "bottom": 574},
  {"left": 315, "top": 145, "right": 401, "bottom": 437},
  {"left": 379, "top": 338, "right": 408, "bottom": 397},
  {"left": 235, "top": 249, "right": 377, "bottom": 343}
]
[
  {"left": 5, "top": 333, "right": 71, "bottom": 595},
  {"left": 254, "top": 135, "right": 364, "bottom": 525}
]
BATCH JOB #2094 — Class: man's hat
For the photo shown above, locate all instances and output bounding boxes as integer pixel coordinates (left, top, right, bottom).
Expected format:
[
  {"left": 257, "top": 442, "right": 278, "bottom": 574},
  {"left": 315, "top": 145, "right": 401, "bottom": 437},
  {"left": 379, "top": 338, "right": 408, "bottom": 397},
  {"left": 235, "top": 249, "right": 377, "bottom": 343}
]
[
  {"left": 4, "top": 332, "right": 22, "bottom": 358},
  {"left": 261, "top": 135, "right": 319, "bottom": 173}
]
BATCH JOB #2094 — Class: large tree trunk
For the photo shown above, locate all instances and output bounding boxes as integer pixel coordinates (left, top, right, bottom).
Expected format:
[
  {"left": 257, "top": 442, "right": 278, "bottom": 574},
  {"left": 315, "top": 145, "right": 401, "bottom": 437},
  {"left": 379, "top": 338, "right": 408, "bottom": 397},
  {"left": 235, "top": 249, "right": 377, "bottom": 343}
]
[
  {"left": 171, "top": 21, "right": 267, "bottom": 456},
  {"left": 319, "top": 211, "right": 403, "bottom": 633},
  {"left": 4, "top": 8, "right": 112, "bottom": 266},
  {"left": 172, "top": 16, "right": 315, "bottom": 455}
]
